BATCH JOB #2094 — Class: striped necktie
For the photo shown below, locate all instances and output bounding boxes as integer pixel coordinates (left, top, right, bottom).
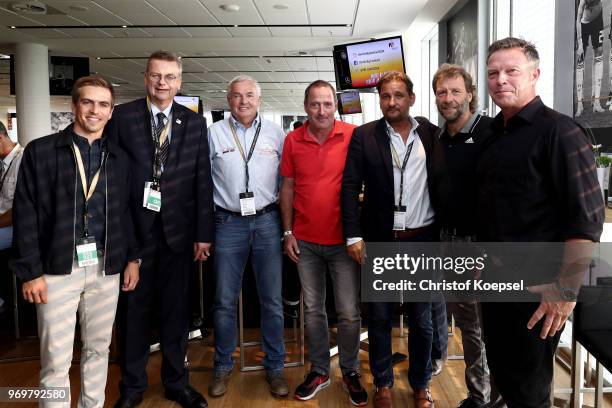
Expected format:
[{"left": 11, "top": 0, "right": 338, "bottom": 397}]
[{"left": 155, "top": 112, "right": 169, "bottom": 166}]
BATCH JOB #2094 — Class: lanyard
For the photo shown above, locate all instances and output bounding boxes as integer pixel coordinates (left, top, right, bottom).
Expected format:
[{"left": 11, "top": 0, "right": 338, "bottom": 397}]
[
  {"left": 0, "top": 146, "right": 21, "bottom": 191},
  {"left": 228, "top": 119, "right": 262, "bottom": 192},
  {"left": 388, "top": 131, "right": 414, "bottom": 207},
  {"left": 72, "top": 142, "right": 106, "bottom": 237}
]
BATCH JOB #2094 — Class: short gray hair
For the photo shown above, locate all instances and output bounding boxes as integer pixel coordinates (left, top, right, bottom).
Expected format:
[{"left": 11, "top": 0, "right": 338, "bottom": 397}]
[
  {"left": 227, "top": 75, "right": 261, "bottom": 97},
  {"left": 0, "top": 121, "right": 7, "bottom": 137}
]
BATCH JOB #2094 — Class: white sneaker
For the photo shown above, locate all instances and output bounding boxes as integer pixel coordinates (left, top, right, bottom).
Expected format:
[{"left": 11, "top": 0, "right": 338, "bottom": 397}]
[
  {"left": 576, "top": 102, "right": 584, "bottom": 117},
  {"left": 593, "top": 102, "right": 605, "bottom": 113}
]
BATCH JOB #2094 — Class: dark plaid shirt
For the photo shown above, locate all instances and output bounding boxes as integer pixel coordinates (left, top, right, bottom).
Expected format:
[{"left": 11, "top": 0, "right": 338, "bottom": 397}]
[{"left": 476, "top": 96, "right": 604, "bottom": 242}]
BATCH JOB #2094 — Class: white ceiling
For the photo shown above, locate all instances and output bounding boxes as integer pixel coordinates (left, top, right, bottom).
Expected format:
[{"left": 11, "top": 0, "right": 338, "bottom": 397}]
[{"left": 0, "top": 0, "right": 430, "bottom": 111}]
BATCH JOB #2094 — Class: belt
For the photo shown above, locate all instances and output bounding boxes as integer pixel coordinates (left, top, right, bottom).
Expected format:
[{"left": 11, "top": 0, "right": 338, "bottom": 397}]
[
  {"left": 393, "top": 226, "right": 430, "bottom": 240},
  {"left": 215, "top": 203, "right": 278, "bottom": 217}
]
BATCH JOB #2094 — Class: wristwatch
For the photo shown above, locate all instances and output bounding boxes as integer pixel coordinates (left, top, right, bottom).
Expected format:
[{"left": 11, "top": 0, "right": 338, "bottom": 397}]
[
  {"left": 129, "top": 258, "right": 142, "bottom": 267},
  {"left": 283, "top": 230, "right": 293, "bottom": 237},
  {"left": 555, "top": 280, "right": 578, "bottom": 301}
]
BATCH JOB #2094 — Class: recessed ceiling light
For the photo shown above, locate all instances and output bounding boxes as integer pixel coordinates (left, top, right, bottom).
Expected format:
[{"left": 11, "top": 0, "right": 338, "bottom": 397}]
[
  {"left": 121, "top": 25, "right": 127, "bottom": 28},
  {"left": 10, "top": 26, "right": 16, "bottom": 29},
  {"left": 219, "top": 4, "right": 240, "bottom": 12},
  {"left": 69, "top": 5, "right": 88, "bottom": 12},
  {"left": 273, "top": 4, "right": 289, "bottom": 10}
]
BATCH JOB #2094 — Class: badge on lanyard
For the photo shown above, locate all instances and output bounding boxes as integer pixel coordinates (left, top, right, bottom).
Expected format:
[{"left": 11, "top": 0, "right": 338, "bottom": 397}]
[
  {"left": 229, "top": 119, "right": 262, "bottom": 217},
  {"left": 143, "top": 181, "right": 162, "bottom": 212},
  {"left": 72, "top": 142, "right": 104, "bottom": 267},
  {"left": 76, "top": 236, "right": 98, "bottom": 267},
  {"left": 393, "top": 205, "right": 407, "bottom": 231},
  {"left": 239, "top": 191, "right": 256, "bottom": 216}
]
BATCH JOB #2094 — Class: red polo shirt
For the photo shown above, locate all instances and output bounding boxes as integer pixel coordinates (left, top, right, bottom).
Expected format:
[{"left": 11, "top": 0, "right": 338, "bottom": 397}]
[{"left": 280, "top": 120, "right": 357, "bottom": 245}]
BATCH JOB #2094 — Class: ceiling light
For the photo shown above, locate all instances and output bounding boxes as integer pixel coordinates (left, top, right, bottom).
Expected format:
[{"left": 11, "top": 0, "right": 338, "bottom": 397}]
[
  {"left": 10, "top": 26, "right": 16, "bottom": 29},
  {"left": 219, "top": 4, "right": 240, "bottom": 12},
  {"left": 10, "top": 0, "right": 47, "bottom": 15},
  {"left": 273, "top": 4, "right": 288, "bottom": 10},
  {"left": 69, "top": 4, "right": 88, "bottom": 11}
]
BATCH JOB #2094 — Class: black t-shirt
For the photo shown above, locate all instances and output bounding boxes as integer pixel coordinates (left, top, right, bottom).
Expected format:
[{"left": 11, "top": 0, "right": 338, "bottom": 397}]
[
  {"left": 476, "top": 96, "right": 604, "bottom": 242},
  {"left": 433, "top": 113, "right": 494, "bottom": 236}
]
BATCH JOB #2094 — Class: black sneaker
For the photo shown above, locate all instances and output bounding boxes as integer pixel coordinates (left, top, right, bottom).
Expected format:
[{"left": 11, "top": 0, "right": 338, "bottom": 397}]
[
  {"left": 342, "top": 371, "right": 368, "bottom": 406},
  {"left": 294, "top": 371, "right": 330, "bottom": 401}
]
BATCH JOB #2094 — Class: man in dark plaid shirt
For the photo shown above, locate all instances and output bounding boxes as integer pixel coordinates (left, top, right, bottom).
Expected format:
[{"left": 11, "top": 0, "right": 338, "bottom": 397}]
[{"left": 477, "top": 37, "right": 604, "bottom": 407}]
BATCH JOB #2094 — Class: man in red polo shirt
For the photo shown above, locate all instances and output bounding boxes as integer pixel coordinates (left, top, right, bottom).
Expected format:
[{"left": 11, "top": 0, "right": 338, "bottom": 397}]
[{"left": 280, "top": 80, "right": 367, "bottom": 407}]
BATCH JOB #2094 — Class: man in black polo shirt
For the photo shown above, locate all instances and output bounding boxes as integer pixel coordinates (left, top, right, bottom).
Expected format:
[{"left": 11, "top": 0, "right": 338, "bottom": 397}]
[
  {"left": 432, "top": 63, "right": 501, "bottom": 408},
  {"left": 478, "top": 37, "right": 604, "bottom": 407}
]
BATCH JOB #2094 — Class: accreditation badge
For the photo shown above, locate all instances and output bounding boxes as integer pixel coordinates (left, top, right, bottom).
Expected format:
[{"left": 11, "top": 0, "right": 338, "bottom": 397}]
[
  {"left": 393, "top": 205, "right": 407, "bottom": 231},
  {"left": 239, "top": 192, "right": 256, "bottom": 216},
  {"left": 76, "top": 236, "right": 98, "bottom": 267},
  {"left": 144, "top": 182, "right": 162, "bottom": 212}
]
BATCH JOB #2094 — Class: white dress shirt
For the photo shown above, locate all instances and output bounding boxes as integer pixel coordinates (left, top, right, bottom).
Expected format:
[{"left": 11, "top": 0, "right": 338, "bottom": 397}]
[{"left": 208, "top": 114, "right": 285, "bottom": 212}]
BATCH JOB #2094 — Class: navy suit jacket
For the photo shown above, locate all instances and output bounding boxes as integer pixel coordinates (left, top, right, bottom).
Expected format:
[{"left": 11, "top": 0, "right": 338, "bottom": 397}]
[
  {"left": 341, "top": 117, "right": 441, "bottom": 242},
  {"left": 108, "top": 98, "right": 214, "bottom": 254}
]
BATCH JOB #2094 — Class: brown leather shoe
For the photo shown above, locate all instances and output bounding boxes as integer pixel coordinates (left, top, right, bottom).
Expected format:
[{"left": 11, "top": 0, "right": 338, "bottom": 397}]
[
  {"left": 373, "top": 386, "right": 392, "bottom": 408},
  {"left": 413, "top": 388, "right": 434, "bottom": 408}
]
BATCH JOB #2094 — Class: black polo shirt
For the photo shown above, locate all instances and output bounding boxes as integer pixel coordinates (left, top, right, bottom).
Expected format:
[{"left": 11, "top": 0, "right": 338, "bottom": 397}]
[
  {"left": 434, "top": 113, "right": 494, "bottom": 236},
  {"left": 476, "top": 96, "right": 604, "bottom": 242},
  {"left": 72, "top": 130, "right": 107, "bottom": 250}
]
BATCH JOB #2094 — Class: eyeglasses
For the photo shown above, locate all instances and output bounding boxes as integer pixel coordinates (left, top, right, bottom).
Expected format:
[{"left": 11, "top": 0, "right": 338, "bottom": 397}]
[{"left": 147, "top": 72, "right": 180, "bottom": 83}]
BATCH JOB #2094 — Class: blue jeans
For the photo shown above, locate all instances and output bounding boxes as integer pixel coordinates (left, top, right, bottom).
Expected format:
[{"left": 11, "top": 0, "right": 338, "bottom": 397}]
[
  {"left": 368, "top": 301, "right": 433, "bottom": 389},
  {"left": 212, "top": 209, "right": 285, "bottom": 372},
  {"left": 296, "top": 240, "right": 361, "bottom": 376},
  {"left": 368, "top": 226, "right": 437, "bottom": 390}
]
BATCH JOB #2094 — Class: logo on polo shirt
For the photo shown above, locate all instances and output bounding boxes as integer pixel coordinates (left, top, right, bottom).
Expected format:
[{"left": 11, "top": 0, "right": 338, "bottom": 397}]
[{"left": 465, "top": 137, "right": 474, "bottom": 144}]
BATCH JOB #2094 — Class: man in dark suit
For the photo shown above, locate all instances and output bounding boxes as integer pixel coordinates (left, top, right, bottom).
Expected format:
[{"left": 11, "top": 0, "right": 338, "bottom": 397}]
[
  {"left": 111, "top": 50, "right": 214, "bottom": 408},
  {"left": 341, "top": 72, "right": 443, "bottom": 408}
]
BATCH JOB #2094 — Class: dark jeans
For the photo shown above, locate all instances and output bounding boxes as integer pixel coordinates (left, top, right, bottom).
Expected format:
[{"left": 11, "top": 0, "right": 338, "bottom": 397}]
[
  {"left": 481, "top": 302, "right": 561, "bottom": 408},
  {"left": 368, "top": 301, "right": 433, "bottom": 389},
  {"left": 368, "top": 225, "right": 441, "bottom": 390}
]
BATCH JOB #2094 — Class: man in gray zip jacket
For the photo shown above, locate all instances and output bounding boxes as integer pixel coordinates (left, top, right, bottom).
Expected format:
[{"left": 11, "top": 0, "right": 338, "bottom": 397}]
[{"left": 11, "top": 76, "right": 138, "bottom": 408}]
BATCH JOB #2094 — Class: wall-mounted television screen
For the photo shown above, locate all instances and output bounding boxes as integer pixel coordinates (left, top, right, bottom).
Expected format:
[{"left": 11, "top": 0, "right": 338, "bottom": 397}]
[
  {"left": 333, "top": 36, "right": 405, "bottom": 91},
  {"left": 49, "top": 57, "right": 90, "bottom": 96},
  {"left": 338, "top": 90, "right": 362, "bottom": 115},
  {"left": 174, "top": 95, "right": 202, "bottom": 114},
  {"left": 10, "top": 55, "right": 90, "bottom": 96}
]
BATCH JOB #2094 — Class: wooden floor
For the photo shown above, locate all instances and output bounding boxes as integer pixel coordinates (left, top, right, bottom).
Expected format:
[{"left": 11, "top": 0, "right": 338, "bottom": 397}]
[{"left": 0, "top": 328, "right": 609, "bottom": 408}]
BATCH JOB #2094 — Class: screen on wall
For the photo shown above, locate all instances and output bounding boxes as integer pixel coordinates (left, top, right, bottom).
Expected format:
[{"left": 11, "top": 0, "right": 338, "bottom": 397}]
[
  {"left": 174, "top": 95, "right": 201, "bottom": 114},
  {"left": 338, "top": 90, "right": 362, "bottom": 114},
  {"left": 333, "top": 36, "right": 405, "bottom": 90},
  {"left": 10, "top": 55, "right": 90, "bottom": 96}
]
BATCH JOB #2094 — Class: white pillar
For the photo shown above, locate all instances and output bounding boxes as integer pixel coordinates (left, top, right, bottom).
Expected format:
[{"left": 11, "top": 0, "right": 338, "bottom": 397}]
[{"left": 15, "top": 43, "right": 51, "bottom": 146}]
